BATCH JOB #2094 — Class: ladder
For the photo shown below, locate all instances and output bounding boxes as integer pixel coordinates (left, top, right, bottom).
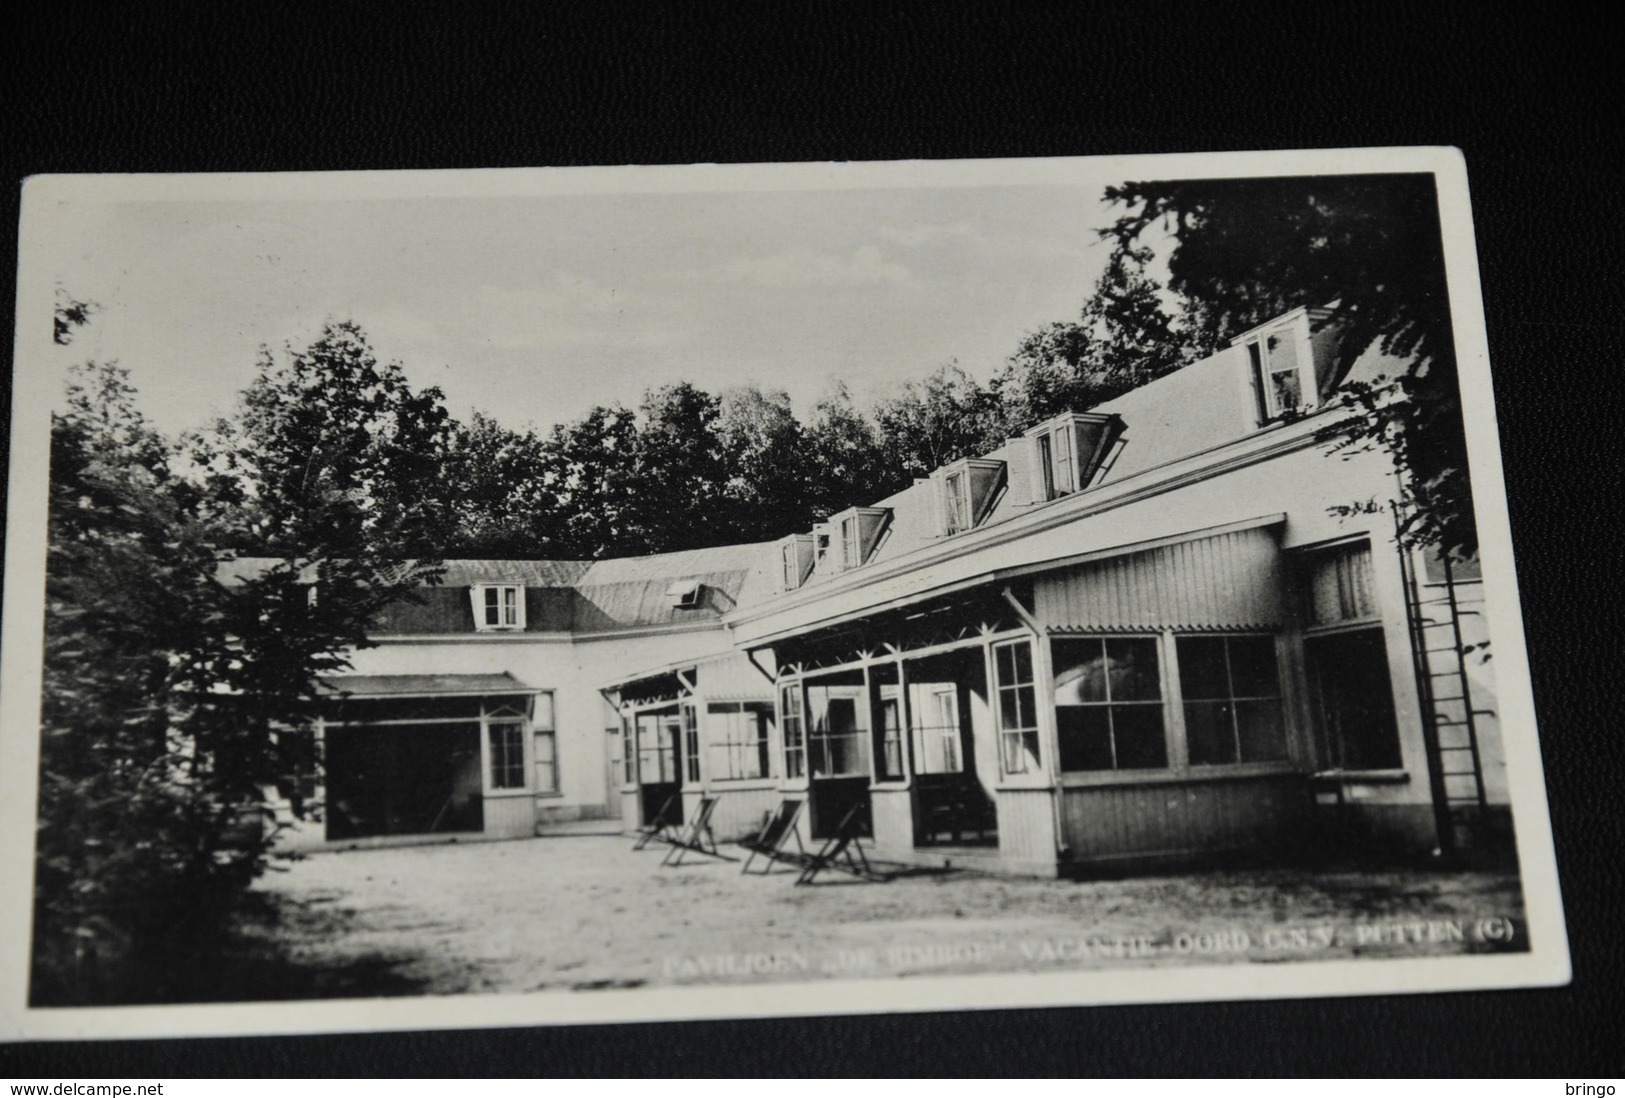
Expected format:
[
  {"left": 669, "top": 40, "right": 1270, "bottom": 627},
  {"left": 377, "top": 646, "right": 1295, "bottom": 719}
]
[{"left": 1395, "top": 514, "right": 1492, "bottom": 853}]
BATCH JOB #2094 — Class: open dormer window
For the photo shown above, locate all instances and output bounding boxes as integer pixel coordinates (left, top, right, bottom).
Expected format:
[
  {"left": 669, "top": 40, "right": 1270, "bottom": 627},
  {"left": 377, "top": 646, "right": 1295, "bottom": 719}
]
[
  {"left": 1022, "top": 412, "right": 1124, "bottom": 504},
  {"left": 812, "top": 523, "right": 836, "bottom": 575},
  {"left": 472, "top": 584, "right": 525, "bottom": 631},
  {"left": 935, "top": 457, "right": 1005, "bottom": 534},
  {"left": 667, "top": 580, "right": 705, "bottom": 609},
  {"left": 829, "top": 507, "right": 890, "bottom": 571},
  {"left": 778, "top": 534, "right": 815, "bottom": 591},
  {"left": 1236, "top": 309, "right": 1317, "bottom": 423}
]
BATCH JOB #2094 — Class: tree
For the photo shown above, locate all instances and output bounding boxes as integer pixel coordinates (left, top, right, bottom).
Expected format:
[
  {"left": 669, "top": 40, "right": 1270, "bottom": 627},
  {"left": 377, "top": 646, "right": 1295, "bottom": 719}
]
[
  {"left": 872, "top": 363, "right": 1005, "bottom": 480},
  {"left": 714, "top": 384, "right": 812, "bottom": 542},
  {"left": 190, "top": 321, "right": 456, "bottom": 558},
  {"left": 1101, "top": 174, "right": 1471, "bottom": 558},
  {"left": 802, "top": 381, "right": 907, "bottom": 518},
  {"left": 628, "top": 381, "right": 731, "bottom": 553},
  {"left": 438, "top": 411, "right": 565, "bottom": 558},
  {"left": 539, "top": 403, "right": 643, "bottom": 558}
]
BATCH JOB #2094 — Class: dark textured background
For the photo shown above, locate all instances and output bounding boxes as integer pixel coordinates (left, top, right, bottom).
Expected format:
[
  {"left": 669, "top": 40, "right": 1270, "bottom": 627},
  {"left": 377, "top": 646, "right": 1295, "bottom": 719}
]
[{"left": 3, "top": 1, "right": 1621, "bottom": 1078}]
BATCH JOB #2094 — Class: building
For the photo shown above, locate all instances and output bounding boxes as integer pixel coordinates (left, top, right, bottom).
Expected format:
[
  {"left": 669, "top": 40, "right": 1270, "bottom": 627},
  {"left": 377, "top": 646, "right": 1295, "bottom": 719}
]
[{"left": 283, "top": 306, "right": 1507, "bottom": 875}]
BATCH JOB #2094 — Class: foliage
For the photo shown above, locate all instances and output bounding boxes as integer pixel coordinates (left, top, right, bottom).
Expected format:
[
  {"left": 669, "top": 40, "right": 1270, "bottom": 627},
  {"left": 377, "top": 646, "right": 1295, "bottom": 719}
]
[
  {"left": 1100, "top": 174, "right": 1472, "bottom": 558},
  {"left": 871, "top": 364, "right": 1005, "bottom": 480}
]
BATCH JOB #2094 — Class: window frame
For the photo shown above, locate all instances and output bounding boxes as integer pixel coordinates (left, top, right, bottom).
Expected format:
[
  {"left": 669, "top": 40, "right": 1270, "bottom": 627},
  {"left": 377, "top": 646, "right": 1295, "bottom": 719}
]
[
  {"left": 1239, "top": 310, "right": 1316, "bottom": 424},
  {"left": 706, "top": 701, "right": 774, "bottom": 782},
  {"left": 532, "top": 689, "right": 559, "bottom": 794},
  {"left": 1174, "top": 633, "right": 1289, "bottom": 768},
  {"left": 472, "top": 583, "right": 526, "bottom": 632},
  {"left": 485, "top": 717, "right": 528, "bottom": 791},
  {"left": 1050, "top": 634, "right": 1169, "bottom": 775},
  {"left": 991, "top": 637, "right": 1042, "bottom": 776},
  {"left": 780, "top": 682, "right": 807, "bottom": 782}
]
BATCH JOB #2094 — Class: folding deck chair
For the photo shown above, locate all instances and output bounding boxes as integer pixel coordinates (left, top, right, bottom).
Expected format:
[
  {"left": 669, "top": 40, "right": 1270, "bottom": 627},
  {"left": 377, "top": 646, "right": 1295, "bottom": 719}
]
[
  {"left": 660, "top": 796, "right": 739, "bottom": 866},
  {"left": 739, "top": 797, "right": 809, "bottom": 875},
  {"left": 795, "top": 804, "right": 892, "bottom": 885},
  {"left": 631, "top": 793, "right": 682, "bottom": 851}
]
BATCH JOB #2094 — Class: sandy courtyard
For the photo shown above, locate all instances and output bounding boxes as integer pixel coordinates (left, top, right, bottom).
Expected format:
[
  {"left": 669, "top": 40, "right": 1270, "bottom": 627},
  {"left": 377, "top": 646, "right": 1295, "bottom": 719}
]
[{"left": 239, "top": 833, "right": 1527, "bottom": 997}]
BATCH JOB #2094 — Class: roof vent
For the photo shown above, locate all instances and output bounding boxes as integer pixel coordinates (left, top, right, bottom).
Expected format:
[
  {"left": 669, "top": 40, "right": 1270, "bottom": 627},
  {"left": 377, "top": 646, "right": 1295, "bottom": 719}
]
[{"left": 666, "top": 580, "right": 705, "bottom": 609}]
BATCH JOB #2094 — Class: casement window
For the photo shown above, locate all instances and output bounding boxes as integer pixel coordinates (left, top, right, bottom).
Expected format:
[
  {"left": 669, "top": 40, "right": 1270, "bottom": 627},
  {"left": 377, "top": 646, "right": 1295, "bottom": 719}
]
[
  {"left": 1022, "top": 412, "right": 1123, "bottom": 504},
  {"left": 681, "top": 703, "right": 701, "bottom": 783},
  {"left": 807, "top": 686, "right": 870, "bottom": 777},
  {"left": 621, "top": 715, "right": 637, "bottom": 784},
  {"left": 532, "top": 691, "right": 558, "bottom": 793},
  {"left": 706, "top": 702, "right": 773, "bottom": 781},
  {"left": 943, "top": 471, "right": 972, "bottom": 533},
  {"left": 992, "top": 639, "right": 1041, "bottom": 775},
  {"left": 636, "top": 713, "right": 681, "bottom": 783},
  {"left": 840, "top": 515, "right": 863, "bottom": 570},
  {"left": 1176, "top": 635, "right": 1288, "bottom": 766},
  {"left": 472, "top": 584, "right": 525, "bottom": 631},
  {"left": 911, "top": 686, "right": 963, "bottom": 775},
  {"left": 1239, "top": 312, "right": 1316, "bottom": 424},
  {"left": 812, "top": 525, "right": 835, "bottom": 575},
  {"left": 875, "top": 693, "right": 905, "bottom": 781},
  {"left": 781, "top": 683, "right": 807, "bottom": 780},
  {"left": 1051, "top": 636, "right": 1167, "bottom": 772},
  {"left": 487, "top": 719, "right": 527, "bottom": 790},
  {"left": 779, "top": 534, "right": 814, "bottom": 591}
]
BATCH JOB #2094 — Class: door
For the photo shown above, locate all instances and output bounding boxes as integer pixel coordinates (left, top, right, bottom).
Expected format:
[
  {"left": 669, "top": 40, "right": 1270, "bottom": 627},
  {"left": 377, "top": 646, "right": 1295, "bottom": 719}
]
[
  {"left": 636, "top": 711, "right": 683, "bottom": 827},
  {"left": 806, "top": 685, "right": 872, "bottom": 839}
]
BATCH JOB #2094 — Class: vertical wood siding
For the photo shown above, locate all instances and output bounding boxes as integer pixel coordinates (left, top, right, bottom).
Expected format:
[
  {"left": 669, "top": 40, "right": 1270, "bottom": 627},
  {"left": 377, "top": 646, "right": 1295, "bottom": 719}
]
[
  {"left": 484, "top": 793, "right": 537, "bottom": 838},
  {"left": 869, "top": 788, "right": 916, "bottom": 852},
  {"left": 997, "top": 788, "right": 1059, "bottom": 862},
  {"left": 1034, "top": 527, "right": 1285, "bottom": 632},
  {"left": 705, "top": 785, "right": 784, "bottom": 843},
  {"left": 1059, "top": 775, "right": 1309, "bottom": 861}
]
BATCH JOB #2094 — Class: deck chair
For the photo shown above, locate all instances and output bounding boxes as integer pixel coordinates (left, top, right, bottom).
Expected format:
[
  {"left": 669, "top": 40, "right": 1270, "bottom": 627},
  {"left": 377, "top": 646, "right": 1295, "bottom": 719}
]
[
  {"left": 631, "top": 794, "right": 681, "bottom": 851},
  {"left": 739, "top": 797, "right": 809, "bottom": 875},
  {"left": 796, "top": 804, "right": 891, "bottom": 886},
  {"left": 660, "top": 796, "right": 740, "bottom": 866}
]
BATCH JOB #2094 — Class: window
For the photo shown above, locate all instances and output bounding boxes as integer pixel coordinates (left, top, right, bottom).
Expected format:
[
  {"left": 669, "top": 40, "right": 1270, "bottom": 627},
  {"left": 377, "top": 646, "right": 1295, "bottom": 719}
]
[
  {"left": 667, "top": 580, "right": 704, "bottom": 609},
  {"left": 1023, "top": 413, "right": 1120, "bottom": 503},
  {"left": 781, "top": 683, "right": 806, "bottom": 780},
  {"left": 1306, "top": 627, "right": 1402, "bottom": 770},
  {"left": 533, "top": 691, "right": 558, "bottom": 793},
  {"left": 707, "top": 703, "right": 773, "bottom": 780},
  {"left": 621, "top": 715, "right": 636, "bottom": 784},
  {"left": 472, "top": 584, "right": 524, "bottom": 631},
  {"left": 1304, "top": 542, "right": 1379, "bottom": 627},
  {"left": 1052, "top": 637, "right": 1166, "bottom": 772},
  {"left": 992, "top": 639, "right": 1041, "bottom": 775},
  {"left": 487, "top": 720, "right": 527, "bottom": 790},
  {"left": 911, "top": 686, "right": 963, "bottom": 774},
  {"left": 840, "top": 516, "right": 862, "bottom": 570},
  {"left": 943, "top": 471, "right": 971, "bottom": 534},
  {"left": 807, "top": 686, "right": 870, "bottom": 777},
  {"left": 681, "top": 703, "right": 701, "bottom": 783},
  {"left": 875, "top": 693, "right": 905, "bottom": 781},
  {"left": 1242, "top": 317, "right": 1313, "bottom": 422},
  {"left": 812, "top": 525, "right": 835, "bottom": 575},
  {"left": 1177, "top": 636, "right": 1287, "bottom": 766}
]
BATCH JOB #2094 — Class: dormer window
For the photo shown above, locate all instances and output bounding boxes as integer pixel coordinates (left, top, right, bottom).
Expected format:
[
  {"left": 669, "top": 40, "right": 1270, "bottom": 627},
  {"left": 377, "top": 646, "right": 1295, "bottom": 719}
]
[
  {"left": 934, "top": 457, "right": 1005, "bottom": 535},
  {"left": 812, "top": 523, "right": 836, "bottom": 575},
  {"left": 1235, "top": 309, "right": 1317, "bottom": 424},
  {"left": 778, "top": 534, "right": 815, "bottom": 591},
  {"left": 472, "top": 584, "right": 525, "bottom": 631},
  {"left": 1022, "top": 412, "right": 1124, "bottom": 504},
  {"left": 666, "top": 580, "right": 705, "bottom": 609},
  {"left": 829, "top": 507, "right": 890, "bottom": 571}
]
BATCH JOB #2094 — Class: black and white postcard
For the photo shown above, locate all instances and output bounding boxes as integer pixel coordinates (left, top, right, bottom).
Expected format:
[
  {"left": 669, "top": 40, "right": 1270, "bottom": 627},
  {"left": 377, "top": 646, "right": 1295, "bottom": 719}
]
[{"left": 0, "top": 148, "right": 1569, "bottom": 1040}]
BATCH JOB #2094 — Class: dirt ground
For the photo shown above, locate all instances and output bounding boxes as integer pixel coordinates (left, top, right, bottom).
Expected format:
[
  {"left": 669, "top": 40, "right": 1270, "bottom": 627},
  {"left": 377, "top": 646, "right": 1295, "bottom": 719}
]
[{"left": 239, "top": 834, "right": 1527, "bottom": 997}]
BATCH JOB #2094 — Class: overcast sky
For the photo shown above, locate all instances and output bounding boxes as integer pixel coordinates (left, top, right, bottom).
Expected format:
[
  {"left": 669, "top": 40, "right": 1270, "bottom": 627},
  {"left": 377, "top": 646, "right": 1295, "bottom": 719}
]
[{"left": 41, "top": 170, "right": 1134, "bottom": 437}]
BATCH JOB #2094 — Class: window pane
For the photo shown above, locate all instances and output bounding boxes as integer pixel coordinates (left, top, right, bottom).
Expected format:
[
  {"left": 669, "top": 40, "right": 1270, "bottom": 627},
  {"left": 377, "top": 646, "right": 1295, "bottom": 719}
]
[
  {"left": 1227, "top": 636, "right": 1280, "bottom": 698},
  {"left": 1184, "top": 700, "right": 1235, "bottom": 765},
  {"left": 1308, "top": 628, "right": 1401, "bottom": 769},
  {"left": 1177, "top": 637, "right": 1229, "bottom": 700},
  {"left": 1113, "top": 705, "right": 1168, "bottom": 769},
  {"left": 1052, "top": 639, "right": 1108, "bottom": 703},
  {"left": 998, "top": 686, "right": 1024, "bottom": 731},
  {"left": 1057, "top": 705, "right": 1114, "bottom": 771},
  {"left": 1236, "top": 700, "right": 1288, "bottom": 762},
  {"left": 1106, "top": 638, "right": 1160, "bottom": 701}
]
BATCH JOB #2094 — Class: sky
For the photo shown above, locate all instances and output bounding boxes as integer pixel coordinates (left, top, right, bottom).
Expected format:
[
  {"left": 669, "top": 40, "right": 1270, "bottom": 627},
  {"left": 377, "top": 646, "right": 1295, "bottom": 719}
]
[{"left": 40, "top": 169, "right": 1137, "bottom": 437}]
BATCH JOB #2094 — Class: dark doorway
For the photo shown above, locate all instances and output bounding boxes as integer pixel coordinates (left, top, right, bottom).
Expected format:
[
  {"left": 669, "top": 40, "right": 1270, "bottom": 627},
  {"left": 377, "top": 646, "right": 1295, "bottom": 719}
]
[
  {"left": 325, "top": 723, "right": 484, "bottom": 840},
  {"left": 805, "top": 674, "right": 873, "bottom": 839},
  {"left": 636, "top": 711, "right": 684, "bottom": 828},
  {"left": 904, "top": 648, "right": 998, "bottom": 846}
]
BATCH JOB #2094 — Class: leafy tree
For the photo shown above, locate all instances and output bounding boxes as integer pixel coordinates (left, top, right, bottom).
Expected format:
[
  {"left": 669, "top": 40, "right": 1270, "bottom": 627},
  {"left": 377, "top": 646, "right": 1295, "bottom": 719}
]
[
  {"left": 802, "top": 381, "right": 907, "bottom": 518},
  {"left": 539, "top": 403, "right": 643, "bottom": 558},
  {"left": 628, "top": 381, "right": 730, "bottom": 553},
  {"left": 438, "top": 411, "right": 564, "bottom": 558},
  {"left": 871, "top": 364, "right": 1005, "bottom": 480},
  {"left": 190, "top": 321, "right": 456, "bottom": 558},
  {"left": 714, "top": 384, "right": 811, "bottom": 542},
  {"left": 1101, "top": 174, "right": 1471, "bottom": 557}
]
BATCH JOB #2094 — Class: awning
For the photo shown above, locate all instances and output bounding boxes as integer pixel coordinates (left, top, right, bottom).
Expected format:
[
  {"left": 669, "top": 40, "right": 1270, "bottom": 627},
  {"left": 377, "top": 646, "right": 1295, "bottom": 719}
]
[{"left": 318, "top": 672, "right": 540, "bottom": 699}]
